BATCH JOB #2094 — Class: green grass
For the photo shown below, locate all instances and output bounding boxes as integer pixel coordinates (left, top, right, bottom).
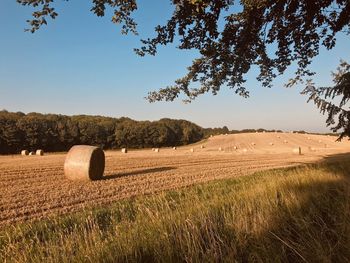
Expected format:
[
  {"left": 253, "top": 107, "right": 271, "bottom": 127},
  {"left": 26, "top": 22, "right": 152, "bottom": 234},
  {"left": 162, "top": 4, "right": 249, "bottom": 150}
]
[{"left": 1, "top": 154, "right": 350, "bottom": 262}]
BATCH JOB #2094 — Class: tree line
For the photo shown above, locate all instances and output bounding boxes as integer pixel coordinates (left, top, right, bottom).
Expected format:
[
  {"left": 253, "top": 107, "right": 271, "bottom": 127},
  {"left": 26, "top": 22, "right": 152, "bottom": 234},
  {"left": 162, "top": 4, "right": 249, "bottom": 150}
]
[
  {"left": 0, "top": 110, "right": 207, "bottom": 154},
  {"left": 1, "top": 110, "right": 305, "bottom": 154}
]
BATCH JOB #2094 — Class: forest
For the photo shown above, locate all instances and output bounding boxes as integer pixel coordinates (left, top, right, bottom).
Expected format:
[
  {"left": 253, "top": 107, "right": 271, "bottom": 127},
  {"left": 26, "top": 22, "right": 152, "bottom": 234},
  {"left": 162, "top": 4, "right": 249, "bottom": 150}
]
[
  {"left": 0, "top": 110, "right": 283, "bottom": 154},
  {"left": 0, "top": 110, "right": 206, "bottom": 154}
]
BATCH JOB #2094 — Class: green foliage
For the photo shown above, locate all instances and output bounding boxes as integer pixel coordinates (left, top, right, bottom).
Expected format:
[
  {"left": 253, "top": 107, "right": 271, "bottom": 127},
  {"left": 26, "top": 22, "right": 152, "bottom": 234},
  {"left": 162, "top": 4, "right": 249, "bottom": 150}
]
[
  {"left": 1, "top": 156, "right": 350, "bottom": 262},
  {"left": 302, "top": 60, "right": 350, "bottom": 139},
  {"left": 202, "top": 127, "right": 282, "bottom": 137},
  {"left": 18, "top": 1, "right": 350, "bottom": 102},
  {"left": 0, "top": 111, "right": 204, "bottom": 154}
]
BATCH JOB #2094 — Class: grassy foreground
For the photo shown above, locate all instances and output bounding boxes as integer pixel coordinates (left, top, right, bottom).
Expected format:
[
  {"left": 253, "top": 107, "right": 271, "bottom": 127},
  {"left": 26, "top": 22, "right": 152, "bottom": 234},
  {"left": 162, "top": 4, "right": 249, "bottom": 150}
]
[{"left": 1, "top": 155, "right": 350, "bottom": 262}]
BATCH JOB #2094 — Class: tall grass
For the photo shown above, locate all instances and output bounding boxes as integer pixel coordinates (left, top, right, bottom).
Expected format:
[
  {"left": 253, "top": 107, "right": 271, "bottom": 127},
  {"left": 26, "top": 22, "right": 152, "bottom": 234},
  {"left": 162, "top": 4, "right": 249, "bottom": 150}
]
[{"left": 1, "top": 154, "right": 350, "bottom": 262}]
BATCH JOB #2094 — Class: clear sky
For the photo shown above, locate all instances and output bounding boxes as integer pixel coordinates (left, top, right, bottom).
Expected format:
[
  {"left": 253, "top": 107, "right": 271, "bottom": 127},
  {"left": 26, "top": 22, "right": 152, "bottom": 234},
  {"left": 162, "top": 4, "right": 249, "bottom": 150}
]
[{"left": 0, "top": 0, "right": 349, "bottom": 132}]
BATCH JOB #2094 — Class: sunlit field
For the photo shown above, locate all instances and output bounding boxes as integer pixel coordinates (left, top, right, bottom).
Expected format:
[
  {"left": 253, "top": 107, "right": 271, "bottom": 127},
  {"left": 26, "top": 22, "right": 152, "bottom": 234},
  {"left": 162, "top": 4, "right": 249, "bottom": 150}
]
[
  {"left": 1, "top": 152, "right": 350, "bottom": 262},
  {"left": 2, "top": 132, "right": 350, "bottom": 226}
]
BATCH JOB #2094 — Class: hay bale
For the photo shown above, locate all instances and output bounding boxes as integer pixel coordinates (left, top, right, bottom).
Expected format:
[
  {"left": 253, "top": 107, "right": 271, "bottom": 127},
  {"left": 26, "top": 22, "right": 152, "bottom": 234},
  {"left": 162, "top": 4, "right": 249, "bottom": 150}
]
[
  {"left": 307, "top": 137, "right": 311, "bottom": 140},
  {"left": 64, "top": 145, "right": 105, "bottom": 181},
  {"left": 200, "top": 145, "right": 205, "bottom": 149},
  {"left": 29, "top": 151, "right": 35, "bottom": 156},
  {"left": 283, "top": 140, "right": 288, "bottom": 143},
  {"left": 154, "top": 148, "right": 159, "bottom": 152},
  {"left": 233, "top": 146, "right": 238, "bottom": 150},
  {"left": 269, "top": 142, "right": 274, "bottom": 146},
  {"left": 36, "top": 149, "right": 44, "bottom": 156},
  {"left": 242, "top": 148, "right": 248, "bottom": 153},
  {"left": 218, "top": 147, "right": 223, "bottom": 151},
  {"left": 21, "top": 150, "right": 29, "bottom": 156},
  {"left": 190, "top": 148, "right": 194, "bottom": 152},
  {"left": 292, "top": 147, "right": 302, "bottom": 155},
  {"left": 173, "top": 146, "right": 177, "bottom": 150},
  {"left": 251, "top": 142, "right": 256, "bottom": 146},
  {"left": 121, "top": 148, "right": 127, "bottom": 154}
]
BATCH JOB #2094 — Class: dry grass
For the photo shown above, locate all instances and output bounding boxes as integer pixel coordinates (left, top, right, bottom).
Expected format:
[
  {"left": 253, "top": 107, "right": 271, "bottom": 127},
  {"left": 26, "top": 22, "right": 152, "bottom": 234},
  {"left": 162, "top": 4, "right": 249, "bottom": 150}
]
[{"left": 0, "top": 154, "right": 349, "bottom": 262}]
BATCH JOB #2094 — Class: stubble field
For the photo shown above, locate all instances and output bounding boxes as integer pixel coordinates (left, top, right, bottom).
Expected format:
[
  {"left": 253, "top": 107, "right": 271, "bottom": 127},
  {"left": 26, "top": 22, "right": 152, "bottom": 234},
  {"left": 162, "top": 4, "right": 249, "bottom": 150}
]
[{"left": 1, "top": 132, "right": 350, "bottom": 227}]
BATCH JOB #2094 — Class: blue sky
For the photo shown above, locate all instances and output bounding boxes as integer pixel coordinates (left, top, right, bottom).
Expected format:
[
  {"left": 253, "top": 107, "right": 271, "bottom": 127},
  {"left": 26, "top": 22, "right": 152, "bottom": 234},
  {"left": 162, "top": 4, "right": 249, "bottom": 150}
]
[{"left": 0, "top": 0, "right": 349, "bottom": 132}]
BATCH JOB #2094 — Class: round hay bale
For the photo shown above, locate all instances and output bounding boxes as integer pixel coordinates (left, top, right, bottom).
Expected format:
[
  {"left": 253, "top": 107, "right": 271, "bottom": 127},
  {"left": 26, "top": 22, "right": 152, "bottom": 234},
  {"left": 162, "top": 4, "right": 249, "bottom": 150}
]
[
  {"left": 173, "top": 146, "right": 177, "bottom": 150},
  {"left": 154, "top": 148, "right": 159, "bottom": 153},
  {"left": 292, "top": 147, "right": 302, "bottom": 155},
  {"left": 21, "top": 150, "right": 29, "bottom": 156},
  {"left": 36, "top": 149, "right": 44, "bottom": 156},
  {"left": 233, "top": 146, "right": 238, "bottom": 150},
  {"left": 218, "top": 147, "right": 223, "bottom": 151},
  {"left": 64, "top": 145, "right": 105, "bottom": 181},
  {"left": 269, "top": 142, "right": 274, "bottom": 146},
  {"left": 283, "top": 140, "right": 288, "bottom": 143},
  {"left": 251, "top": 142, "right": 256, "bottom": 146},
  {"left": 121, "top": 148, "right": 127, "bottom": 154},
  {"left": 200, "top": 145, "right": 205, "bottom": 149},
  {"left": 190, "top": 148, "right": 194, "bottom": 152},
  {"left": 29, "top": 151, "right": 35, "bottom": 156},
  {"left": 292, "top": 148, "right": 299, "bottom": 154}
]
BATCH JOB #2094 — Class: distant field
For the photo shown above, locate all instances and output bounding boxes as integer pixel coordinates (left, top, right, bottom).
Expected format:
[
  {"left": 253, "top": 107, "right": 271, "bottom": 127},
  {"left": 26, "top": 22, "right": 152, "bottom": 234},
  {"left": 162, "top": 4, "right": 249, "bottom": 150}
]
[{"left": 1, "top": 132, "right": 350, "bottom": 226}]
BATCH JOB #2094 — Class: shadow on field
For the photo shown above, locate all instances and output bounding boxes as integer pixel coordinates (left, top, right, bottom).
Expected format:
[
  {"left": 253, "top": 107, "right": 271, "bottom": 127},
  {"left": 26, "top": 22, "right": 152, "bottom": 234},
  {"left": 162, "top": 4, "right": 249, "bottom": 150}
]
[
  {"left": 102, "top": 166, "right": 177, "bottom": 180},
  {"left": 323, "top": 152, "right": 350, "bottom": 163},
  {"left": 230, "top": 152, "right": 350, "bottom": 262},
  {"left": 99, "top": 152, "right": 350, "bottom": 262}
]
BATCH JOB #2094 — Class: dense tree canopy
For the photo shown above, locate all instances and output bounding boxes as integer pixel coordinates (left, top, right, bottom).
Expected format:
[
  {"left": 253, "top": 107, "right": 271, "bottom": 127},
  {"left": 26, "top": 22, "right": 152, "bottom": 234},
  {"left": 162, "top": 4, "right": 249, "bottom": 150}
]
[
  {"left": 0, "top": 110, "right": 284, "bottom": 154},
  {"left": 0, "top": 111, "right": 205, "bottom": 153}
]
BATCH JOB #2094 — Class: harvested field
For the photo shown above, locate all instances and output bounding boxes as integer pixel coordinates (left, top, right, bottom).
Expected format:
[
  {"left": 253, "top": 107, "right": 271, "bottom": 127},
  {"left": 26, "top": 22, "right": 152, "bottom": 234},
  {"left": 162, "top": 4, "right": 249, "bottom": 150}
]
[{"left": 1, "top": 132, "right": 350, "bottom": 227}]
